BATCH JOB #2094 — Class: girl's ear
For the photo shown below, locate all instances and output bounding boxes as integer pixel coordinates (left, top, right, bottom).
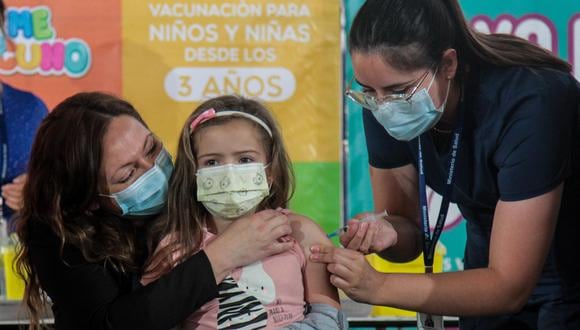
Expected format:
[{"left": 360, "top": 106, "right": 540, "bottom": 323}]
[
  {"left": 265, "top": 165, "right": 274, "bottom": 189},
  {"left": 268, "top": 176, "right": 274, "bottom": 189},
  {"left": 267, "top": 171, "right": 273, "bottom": 187}
]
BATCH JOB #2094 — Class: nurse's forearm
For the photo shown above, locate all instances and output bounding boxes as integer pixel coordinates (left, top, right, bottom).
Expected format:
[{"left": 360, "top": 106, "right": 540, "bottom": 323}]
[
  {"left": 378, "top": 215, "right": 422, "bottom": 263},
  {"left": 372, "top": 268, "right": 530, "bottom": 316}
]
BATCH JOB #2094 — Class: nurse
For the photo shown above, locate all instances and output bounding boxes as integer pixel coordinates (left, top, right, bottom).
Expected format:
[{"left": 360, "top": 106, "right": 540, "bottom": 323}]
[{"left": 311, "top": 0, "right": 580, "bottom": 329}]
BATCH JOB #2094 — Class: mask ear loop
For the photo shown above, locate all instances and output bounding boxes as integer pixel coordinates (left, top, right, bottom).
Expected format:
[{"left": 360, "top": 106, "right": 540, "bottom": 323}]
[
  {"left": 438, "top": 79, "right": 452, "bottom": 111},
  {"left": 425, "top": 66, "right": 451, "bottom": 112},
  {"left": 261, "top": 162, "right": 275, "bottom": 195},
  {"left": 426, "top": 66, "right": 439, "bottom": 92}
]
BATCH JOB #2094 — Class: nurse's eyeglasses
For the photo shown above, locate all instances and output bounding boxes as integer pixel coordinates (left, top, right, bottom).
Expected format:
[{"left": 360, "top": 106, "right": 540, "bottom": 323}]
[{"left": 345, "top": 67, "right": 432, "bottom": 111}]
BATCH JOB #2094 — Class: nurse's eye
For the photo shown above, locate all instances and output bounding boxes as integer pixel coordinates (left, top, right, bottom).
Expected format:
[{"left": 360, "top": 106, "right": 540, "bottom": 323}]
[
  {"left": 391, "top": 88, "right": 408, "bottom": 95},
  {"left": 390, "top": 83, "right": 414, "bottom": 95},
  {"left": 362, "top": 87, "right": 376, "bottom": 96}
]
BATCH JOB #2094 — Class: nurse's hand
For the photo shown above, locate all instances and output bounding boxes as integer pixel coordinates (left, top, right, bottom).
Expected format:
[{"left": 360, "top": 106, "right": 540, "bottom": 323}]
[
  {"left": 310, "top": 245, "right": 381, "bottom": 304},
  {"left": 1, "top": 174, "right": 27, "bottom": 211},
  {"left": 205, "top": 209, "right": 293, "bottom": 282},
  {"left": 340, "top": 212, "right": 398, "bottom": 254}
]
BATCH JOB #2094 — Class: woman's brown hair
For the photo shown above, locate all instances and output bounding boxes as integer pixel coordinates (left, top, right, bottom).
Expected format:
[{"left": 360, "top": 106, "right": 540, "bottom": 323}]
[
  {"left": 15, "top": 92, "right": 149, "bottom": 329},
  {"left": 145, "top": 95, "right": 294, "bottom": 277}
]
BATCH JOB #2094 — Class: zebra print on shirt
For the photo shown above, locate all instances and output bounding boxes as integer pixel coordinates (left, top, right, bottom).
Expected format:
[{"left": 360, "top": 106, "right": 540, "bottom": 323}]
[{"left": 217, "top": 276, "right": 267, "bottom": 329}]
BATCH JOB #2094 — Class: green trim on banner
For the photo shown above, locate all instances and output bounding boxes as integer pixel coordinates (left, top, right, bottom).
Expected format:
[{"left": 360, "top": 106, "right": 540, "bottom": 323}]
[{"left": 290, "top": 162, "right": 341, "bottom": 236}]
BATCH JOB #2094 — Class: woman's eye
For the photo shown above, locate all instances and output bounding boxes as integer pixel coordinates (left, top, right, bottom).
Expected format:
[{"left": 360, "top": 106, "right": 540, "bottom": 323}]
[
  {"left": 148, "top": 139, "right": 161, "bottom": 157},
  {"left": 118, "top": 168, "right": 135, "bottom": 184},
  {"left": 239, "top": 157, "right": 254, "bottom": 164}
]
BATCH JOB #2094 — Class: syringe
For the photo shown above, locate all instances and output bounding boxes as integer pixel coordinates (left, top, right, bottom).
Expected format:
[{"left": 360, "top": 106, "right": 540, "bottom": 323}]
[{"left": 327, "top": 210, "right": 389, "bottom": 238}]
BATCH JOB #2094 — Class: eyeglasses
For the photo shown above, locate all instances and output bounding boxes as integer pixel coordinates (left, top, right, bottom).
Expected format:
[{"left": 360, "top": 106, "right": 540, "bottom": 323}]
[{"left": 345, "top": 67, "right": 433, "bottom": 111}]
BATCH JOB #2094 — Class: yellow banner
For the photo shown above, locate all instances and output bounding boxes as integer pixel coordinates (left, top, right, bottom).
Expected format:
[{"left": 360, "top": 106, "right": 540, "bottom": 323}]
[{"left": 122, "top": 0, "right": 341, "bottom": 161}]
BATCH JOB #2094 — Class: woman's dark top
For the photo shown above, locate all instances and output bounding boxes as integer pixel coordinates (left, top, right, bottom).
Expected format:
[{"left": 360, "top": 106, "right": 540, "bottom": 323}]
[{"left": 28, "top": 219, "right": 218, "bottom": 330}]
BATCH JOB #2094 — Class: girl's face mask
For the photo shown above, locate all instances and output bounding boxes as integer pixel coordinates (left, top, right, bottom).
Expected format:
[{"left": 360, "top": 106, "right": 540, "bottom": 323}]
[
  {"left": 102, "top": 148, "right": 174, "bottom": 216},
  {"left": 196, "top": 163, "right": 270, "bottom": 219}
]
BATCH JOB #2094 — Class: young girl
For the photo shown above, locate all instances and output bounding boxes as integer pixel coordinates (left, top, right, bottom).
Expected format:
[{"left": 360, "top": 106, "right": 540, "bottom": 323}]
[{"left": 142, "top": 95, "right": 346, "bottom": 329}]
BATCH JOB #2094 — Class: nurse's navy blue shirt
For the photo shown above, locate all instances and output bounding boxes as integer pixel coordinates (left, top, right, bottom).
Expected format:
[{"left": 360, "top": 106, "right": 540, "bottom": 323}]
[{"left": 362, "top": 65, "right": 580, "bottom": 327}]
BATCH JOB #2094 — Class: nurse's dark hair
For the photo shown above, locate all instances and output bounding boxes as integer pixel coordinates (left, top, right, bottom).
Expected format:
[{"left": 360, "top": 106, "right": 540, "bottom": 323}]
[
  {"left": 15, "top": 92, "right": 149, "bottom": 330},
  {"left": 349, "top": 0, "right": 571, "bottom": 74}
]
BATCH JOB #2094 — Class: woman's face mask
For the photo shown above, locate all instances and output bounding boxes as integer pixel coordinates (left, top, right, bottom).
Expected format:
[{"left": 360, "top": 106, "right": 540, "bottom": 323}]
[
  {"left": 371, "top": 68, "right": 451, "bottom": 141},
  {"left": 102, "top": 148, "right": 174, "bottom": 216},
  {"left": 196, "top": 163, "right": 270, "bottom": 219}
]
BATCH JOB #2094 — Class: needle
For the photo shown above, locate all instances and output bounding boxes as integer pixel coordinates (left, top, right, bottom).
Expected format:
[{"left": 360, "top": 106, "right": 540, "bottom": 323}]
[
  {"left": 327, "top": 226, "right": 348, "bottom": 238},
  {"left": 326, "top": 210, "right": 389, "bottom": 238}
]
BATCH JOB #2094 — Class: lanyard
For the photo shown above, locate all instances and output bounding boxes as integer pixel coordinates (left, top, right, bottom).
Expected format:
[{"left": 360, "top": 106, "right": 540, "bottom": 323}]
[{"left": 417, "top": 115, "right": 463, "bottom": 272}]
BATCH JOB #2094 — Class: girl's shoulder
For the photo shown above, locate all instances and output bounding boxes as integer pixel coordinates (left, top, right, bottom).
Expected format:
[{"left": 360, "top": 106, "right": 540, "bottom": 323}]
[{"left": 286, "top": 212, "right": 332, "bottom": 248}]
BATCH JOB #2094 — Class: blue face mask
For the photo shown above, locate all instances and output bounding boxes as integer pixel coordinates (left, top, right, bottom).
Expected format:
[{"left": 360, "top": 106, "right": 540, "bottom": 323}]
[
  {"left": 103, "top": 148, "right": 174, "bottom": 216},
  {"left": 372, "top": 69, "right": 450, "bottom": 141}
]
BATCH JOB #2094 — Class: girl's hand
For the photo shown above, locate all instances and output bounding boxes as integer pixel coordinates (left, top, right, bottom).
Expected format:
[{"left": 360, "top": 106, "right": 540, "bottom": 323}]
[
  {"left": 205, "top": 209, "right": 292, "bottom": 282},
  {"left": 340, "top": 212, "right": 398, "bottom": 254},
  {"left": 310, "top": 245, "right": 382, "bottom": 304}
]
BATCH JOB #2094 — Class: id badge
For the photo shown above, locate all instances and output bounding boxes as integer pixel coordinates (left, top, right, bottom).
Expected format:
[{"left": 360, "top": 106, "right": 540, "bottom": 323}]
[{"left": 417, "top": 313, "right": 444, "bottom": 329}]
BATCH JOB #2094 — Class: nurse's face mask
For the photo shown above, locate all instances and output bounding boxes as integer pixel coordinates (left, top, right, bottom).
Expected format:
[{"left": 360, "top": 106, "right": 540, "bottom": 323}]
[
  {"left": 346, "top": 66, "right": 451, "bottom": 141},
  {"left": 101, "top": 148, "right": 174, "bottom": 216},
  {"left": 196, "top": 163, "right": 270, "bottom": 219}
]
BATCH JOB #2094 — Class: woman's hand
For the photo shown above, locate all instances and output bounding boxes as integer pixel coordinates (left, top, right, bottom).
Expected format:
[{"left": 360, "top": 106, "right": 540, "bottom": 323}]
[
  {"left": 310, "top": 245, "right": 382, "bottom": 304},
  {"left": 1, "top": 174, "right": 27, "bottom": 211},
  {"left": 204, "top": 209, "right": 293, "bottom": 282},
  {"left": 340, "top": 212, "right": 398, "bottom": 254}
]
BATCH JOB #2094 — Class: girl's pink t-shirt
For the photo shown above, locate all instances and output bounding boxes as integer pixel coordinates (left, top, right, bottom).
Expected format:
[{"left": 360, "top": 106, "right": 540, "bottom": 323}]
[{"left": 144, "top": 229, "right": 307, "bottom": 330}]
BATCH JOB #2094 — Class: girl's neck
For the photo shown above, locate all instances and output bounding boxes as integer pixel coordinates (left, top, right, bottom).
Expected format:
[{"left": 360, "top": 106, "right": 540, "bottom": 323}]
[
  {"left": 211, "top": 217, "right": 231, "bottom": 235},
  {"left": 211, "top": 214, "right": 255, "bottom": 235}
]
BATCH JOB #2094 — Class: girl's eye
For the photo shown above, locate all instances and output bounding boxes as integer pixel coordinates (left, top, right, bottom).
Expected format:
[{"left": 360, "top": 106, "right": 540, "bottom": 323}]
[
  {"left": 239, "top": 157, "right": 254, "bottom": 164},
  {"left": 205, "top": 159, "right": 218, "bottom": 166}
]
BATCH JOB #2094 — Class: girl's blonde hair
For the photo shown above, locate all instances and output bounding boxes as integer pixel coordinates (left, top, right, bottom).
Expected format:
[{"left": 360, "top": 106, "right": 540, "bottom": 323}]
[{"left": 146, "top": 95, "right": 295, "bottom": 276}]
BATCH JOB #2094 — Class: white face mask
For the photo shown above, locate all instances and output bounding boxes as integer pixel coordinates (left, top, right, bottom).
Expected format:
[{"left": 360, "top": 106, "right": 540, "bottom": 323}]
[
  {"left": 196, "top": 163, "right": 269, "bottom": 219},
  {"left": 372, "top": 68, "right": 451, "bottom": 141}
]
